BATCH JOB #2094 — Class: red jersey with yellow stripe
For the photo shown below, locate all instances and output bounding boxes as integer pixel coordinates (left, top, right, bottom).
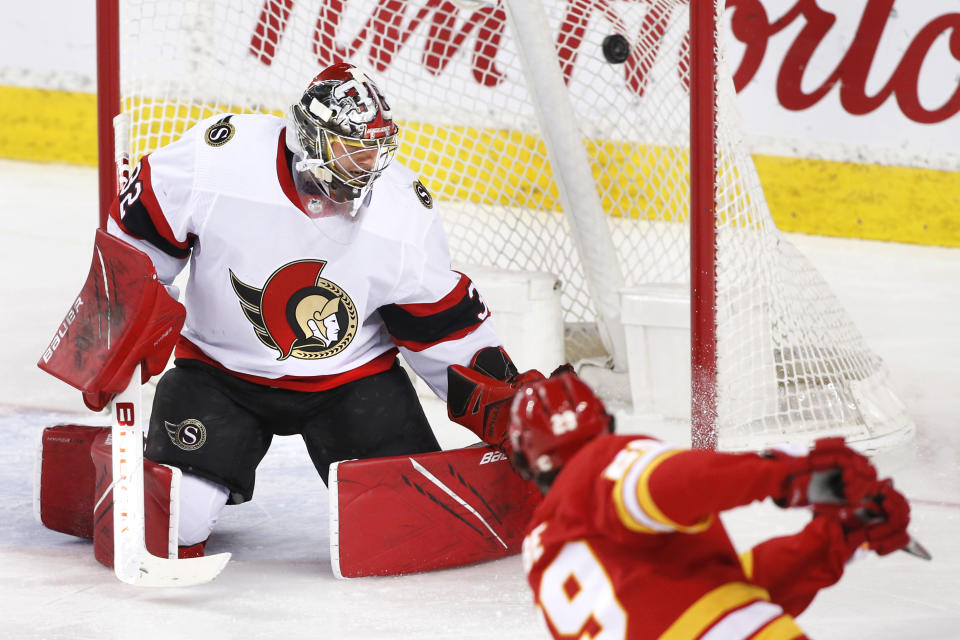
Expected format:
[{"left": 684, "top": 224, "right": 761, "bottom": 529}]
[{"left": 521, "top": 435, "right": 810, "bottom": 640}]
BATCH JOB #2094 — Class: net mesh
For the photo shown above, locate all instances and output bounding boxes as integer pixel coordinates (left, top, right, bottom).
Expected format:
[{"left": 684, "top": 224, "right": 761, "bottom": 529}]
[{"left": 116, "top": 0, "right": 913, "bottom": 451}]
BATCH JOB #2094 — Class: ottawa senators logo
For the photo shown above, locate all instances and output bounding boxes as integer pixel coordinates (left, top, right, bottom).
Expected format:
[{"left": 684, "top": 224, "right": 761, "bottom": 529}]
[
  {"left": 230, "top": 260, "right": 358, "bottom": 360},
  {"left": 204, "top": 115, "right": 235, "bottom": 147},
  {"left": 164, "top": 419, "right": 207, "bottom": 451}
]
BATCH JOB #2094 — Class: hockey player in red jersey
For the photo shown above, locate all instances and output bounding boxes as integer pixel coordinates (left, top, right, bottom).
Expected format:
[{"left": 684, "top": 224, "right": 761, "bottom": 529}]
[
  {"left": 507, "top": 373, "right": 914, "bottom": 640},
  {"left": 38, "top": 62, "right": 547, "bottom": 567}
]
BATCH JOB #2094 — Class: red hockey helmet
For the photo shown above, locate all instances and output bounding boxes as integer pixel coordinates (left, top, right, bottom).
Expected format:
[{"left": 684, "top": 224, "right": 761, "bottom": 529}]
[
  {"left": 288, "top": 63, "right": 399, "bottom": 209},
  {"left": 508, "top": 372, "right": 613, "bottom": 491}
]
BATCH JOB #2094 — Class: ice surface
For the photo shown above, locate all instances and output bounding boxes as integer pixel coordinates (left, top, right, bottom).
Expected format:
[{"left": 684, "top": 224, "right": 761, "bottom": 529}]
[{"left": 2, "top": 159, "right": 958, "bottom": 638}]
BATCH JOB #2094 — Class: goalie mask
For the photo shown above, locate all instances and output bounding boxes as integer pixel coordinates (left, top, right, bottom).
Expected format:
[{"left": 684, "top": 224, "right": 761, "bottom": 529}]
[
  {"left": 287, "top": 63, "right": 399, "bottom": 214},
  {"left": 508, "top": 372, "right": 614, "bottom": 493}
]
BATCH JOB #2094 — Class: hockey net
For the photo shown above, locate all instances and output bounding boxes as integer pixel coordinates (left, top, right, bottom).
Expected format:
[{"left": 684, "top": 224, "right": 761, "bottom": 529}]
[{"left": 104, "top": 0, "right": 913, "bottom": 452}]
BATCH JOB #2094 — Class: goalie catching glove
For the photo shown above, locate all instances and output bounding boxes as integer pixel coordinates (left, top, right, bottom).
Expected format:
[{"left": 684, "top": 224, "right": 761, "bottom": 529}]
[{"left": 446, "top": 347, "right": 553, "bottom": 455}]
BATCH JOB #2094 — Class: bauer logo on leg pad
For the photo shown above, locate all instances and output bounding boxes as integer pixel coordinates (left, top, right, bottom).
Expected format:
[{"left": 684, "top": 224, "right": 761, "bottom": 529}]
[{"left": 164, "top": 419, "right": 207, "bottom": 451}]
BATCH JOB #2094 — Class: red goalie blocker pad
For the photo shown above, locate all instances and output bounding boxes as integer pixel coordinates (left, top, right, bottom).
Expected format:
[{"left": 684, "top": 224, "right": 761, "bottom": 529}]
[
  {"left": 37, "top": 229, "right": 185, "bottom": 411},
  {"left": 331, "top": 444, "right": 542, "bottom": 578}
]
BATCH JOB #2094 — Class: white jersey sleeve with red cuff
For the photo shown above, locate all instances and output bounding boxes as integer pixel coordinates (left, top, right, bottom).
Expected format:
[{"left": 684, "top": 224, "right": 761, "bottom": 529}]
[
  {"left": 378, "top": 212, "right": 503, "bottom": 401},
  {"left": 106, "top": 124, "right": 201, "bottom": 287}
]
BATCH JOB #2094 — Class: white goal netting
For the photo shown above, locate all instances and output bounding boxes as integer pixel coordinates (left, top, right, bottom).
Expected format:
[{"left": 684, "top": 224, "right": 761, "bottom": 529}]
[{"left": 113, "top": 0, "right": 913, "bottom": 451}]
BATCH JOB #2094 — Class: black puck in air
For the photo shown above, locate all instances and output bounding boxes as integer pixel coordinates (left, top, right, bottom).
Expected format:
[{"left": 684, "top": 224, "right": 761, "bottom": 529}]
[{"left": 602, "top": 34, "right": 630, "bottom": 64}]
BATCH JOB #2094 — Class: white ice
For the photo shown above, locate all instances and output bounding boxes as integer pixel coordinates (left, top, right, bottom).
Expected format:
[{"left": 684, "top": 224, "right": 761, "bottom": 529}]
[{"left": 1, "top": 159, "right": 958, "bottom": 639}]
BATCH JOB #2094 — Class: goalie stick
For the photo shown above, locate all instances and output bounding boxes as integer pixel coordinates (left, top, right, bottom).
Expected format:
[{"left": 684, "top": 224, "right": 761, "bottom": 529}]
[
  {"left": 109, "top": 364, "right": 231, "bottom": 586},
  {"left": 105, "top": 115, "right": 229, "bottom": 586}
]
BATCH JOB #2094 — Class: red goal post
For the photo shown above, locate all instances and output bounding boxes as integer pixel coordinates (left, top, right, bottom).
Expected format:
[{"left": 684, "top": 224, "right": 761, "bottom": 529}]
[{"left": 95, "top": 0, "right": 914, "bottom": 453}]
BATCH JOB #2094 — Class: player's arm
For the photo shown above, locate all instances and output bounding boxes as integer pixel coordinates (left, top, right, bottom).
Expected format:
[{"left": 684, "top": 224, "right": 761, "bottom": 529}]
[
  {"left": 607, "top": 438, "right": 879, "bottom": 534},
  {"left": 380, "top": 267, "right": 506, "bottom": 398},
  {"left": 377, "top": 207, "right": 502, "bottom": 397},
  {"left": 381, "top": 267, "right": 548, "bottom": 452},
  {"left": 106, "top": 120, "right": 204, "bottom": 288},
  {"left": 741, "top": 479, "right": 913, "bottom": 616}
]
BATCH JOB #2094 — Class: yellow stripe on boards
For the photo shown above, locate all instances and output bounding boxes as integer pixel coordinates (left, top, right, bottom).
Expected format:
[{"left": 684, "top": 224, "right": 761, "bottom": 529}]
[
  {"left": 2, "top": 85, "right": 957, "bottom": 247},
  {"left": 755, "top": 154, "right": 960, "bottom": 248},
  {"left": 0, "top": 86, "right": 97, "bottom": 165}
]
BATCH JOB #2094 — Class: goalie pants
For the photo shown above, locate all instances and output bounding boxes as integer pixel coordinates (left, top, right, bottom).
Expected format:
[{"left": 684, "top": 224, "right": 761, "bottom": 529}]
[{"left": 145, "top": 357, "right": 440, "bottom": 505}]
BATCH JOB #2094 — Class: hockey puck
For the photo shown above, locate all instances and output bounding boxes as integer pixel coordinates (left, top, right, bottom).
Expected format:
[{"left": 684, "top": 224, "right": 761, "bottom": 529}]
[{"left": 602, "top": 34, "right": 630, "bottom": 64}]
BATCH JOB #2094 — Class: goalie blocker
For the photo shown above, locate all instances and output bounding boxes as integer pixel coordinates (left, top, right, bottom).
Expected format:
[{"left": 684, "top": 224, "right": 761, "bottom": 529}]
[{"left": 38, "top": 228, "right": 185, "bottom": 411}]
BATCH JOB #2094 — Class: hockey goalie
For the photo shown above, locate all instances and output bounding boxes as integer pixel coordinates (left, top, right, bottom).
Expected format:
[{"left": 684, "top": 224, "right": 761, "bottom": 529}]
[{"left": 35, "top": 63, "right": 548, "bottom": 583}]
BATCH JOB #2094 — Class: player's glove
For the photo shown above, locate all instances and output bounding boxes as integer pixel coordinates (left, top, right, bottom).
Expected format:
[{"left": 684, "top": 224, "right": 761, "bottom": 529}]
[
  {"left": 447, "top": 347, "right": 547, "bottom": 453},
  {"left": 819, "top": 479, "right": 912, "bottom": 556},
  {"left": 766, "top": 437, "right": 878, "bottom": 508}
]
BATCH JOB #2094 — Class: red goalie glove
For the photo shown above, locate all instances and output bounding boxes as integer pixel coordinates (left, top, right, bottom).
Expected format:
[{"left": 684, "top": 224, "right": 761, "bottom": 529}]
[
  {"left": 38, "top": 229, "right": 185, "bottom": 411},
  {"left": 767, "top": 437, "right": 878, "bottom": 509},
  {"left": 446, "top": 347, "right": 546, "bottom": 454}
]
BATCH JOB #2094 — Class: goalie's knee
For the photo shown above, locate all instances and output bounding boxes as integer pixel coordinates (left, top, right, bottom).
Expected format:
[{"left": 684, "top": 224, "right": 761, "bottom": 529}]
[
  {"left": 90, "top": 433, "right": 226, "bottom": 568},
  {"left": 178, "top": 473, "right": 228, "bottom": 546}
]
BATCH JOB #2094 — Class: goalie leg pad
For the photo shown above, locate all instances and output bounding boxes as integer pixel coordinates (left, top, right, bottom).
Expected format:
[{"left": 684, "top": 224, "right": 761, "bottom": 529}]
[
  {"left": 330, "top": 443, "right": 542, "bottom": 577},
  {"left": 36, "top": 424, "right": 111, "bottom": 539},
  {"left": 91, "top": 431, "right": 193, "bottom": 568}
]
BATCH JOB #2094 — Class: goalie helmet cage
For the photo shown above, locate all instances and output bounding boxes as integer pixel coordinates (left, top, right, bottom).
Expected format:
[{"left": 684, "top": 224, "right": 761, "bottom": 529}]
[{"left": 95, "top": 0, "right": 914, "bottom": 453}]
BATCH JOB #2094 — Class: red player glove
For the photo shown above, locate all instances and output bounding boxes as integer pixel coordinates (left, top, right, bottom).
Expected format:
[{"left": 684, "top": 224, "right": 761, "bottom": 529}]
[
  {"left": 825, "top": 479, "right": 912, "bottom": 556},
  {"left": 768, "top": 437, "right": 878, "bottom": 508}
]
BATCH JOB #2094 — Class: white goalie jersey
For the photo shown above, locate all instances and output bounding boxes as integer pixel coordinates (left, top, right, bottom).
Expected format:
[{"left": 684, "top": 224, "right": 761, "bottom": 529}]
[{"left": 106, "top": 113, "right": 502, "bottom": 399}]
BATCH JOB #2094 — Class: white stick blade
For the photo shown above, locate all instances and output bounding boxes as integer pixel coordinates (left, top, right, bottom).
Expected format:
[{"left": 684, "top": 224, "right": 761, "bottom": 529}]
[{"left": 116, "top": 552, "right": 232, "bottom": 587}]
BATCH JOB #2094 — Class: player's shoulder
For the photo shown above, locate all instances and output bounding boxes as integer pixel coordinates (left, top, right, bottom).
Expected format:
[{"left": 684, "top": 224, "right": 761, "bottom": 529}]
[
  {"left": 364, "top": 161, "right": 439, "bottom": 242},
  {"left": 585, "top": 433, "right": 661, "bottom": 460},
  {"left": 377, "top": 162, "right": 436, "bottom": 212},
  {"left": 550, "top": 434, "right": 661, "bottom": 489},
  {"left": 193, "top": 112, "right": 283, "bottom": 148},
  {"left": 150, "top": 112, "right": 282, "bottom": 162}
]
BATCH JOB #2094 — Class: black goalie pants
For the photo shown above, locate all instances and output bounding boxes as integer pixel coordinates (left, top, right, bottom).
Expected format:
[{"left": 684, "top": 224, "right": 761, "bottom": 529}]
[{"left": 145, "top": 358, "right": 440, "bottom": 504}]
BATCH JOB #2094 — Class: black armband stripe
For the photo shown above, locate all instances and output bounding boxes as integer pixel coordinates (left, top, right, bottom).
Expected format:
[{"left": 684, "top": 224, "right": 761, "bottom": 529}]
[
  {"left": 380, "top": 275, "right": 489, "bottom": 351},
  {"left": 111, "top": 156, "right": 193, "bottom": 260},
  {"left": 116, "top": 198, "right": 194, "bottom": 259}
]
